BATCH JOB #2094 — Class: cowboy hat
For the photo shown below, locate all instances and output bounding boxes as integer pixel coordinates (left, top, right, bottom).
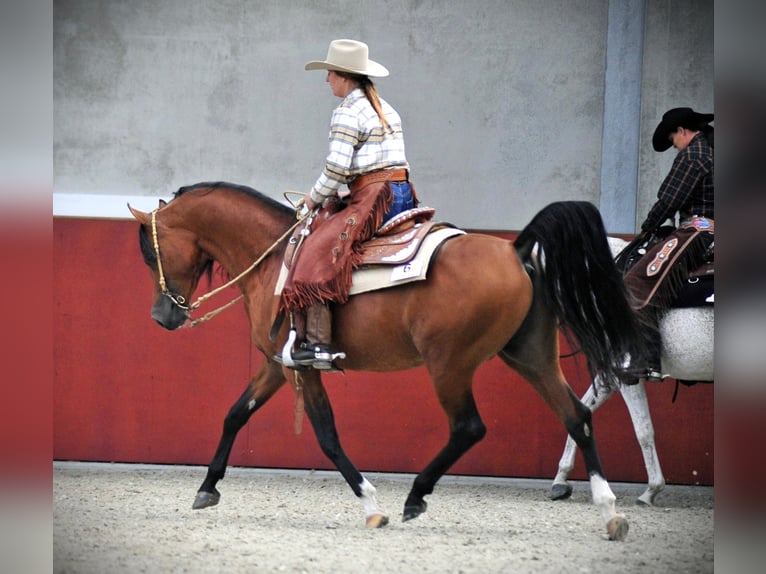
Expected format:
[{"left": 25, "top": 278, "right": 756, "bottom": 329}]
[
  {"left": 652, "top": 107, "right": 714, "bottom": 152},
  {"left": 305, "top": 39, "right": 389, "bottom": 77}
]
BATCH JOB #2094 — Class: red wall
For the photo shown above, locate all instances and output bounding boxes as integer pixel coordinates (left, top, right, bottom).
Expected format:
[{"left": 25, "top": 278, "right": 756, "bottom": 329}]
[{"left": 53, "top": 217, "right": 713, "bottom": 485}]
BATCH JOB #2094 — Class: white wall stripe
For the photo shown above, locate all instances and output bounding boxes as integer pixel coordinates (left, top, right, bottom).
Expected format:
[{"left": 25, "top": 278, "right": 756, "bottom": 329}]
[{"left": 53, "top": 194, "right": 171, "bottom": 219}]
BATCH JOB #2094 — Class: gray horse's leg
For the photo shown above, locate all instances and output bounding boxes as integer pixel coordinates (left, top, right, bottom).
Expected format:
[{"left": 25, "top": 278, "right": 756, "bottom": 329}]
[
  {"left": 620, "top": 381, "right": 666, "bottom": 505},
  {"left": 551, "top": 378, "right": 617, "bottom": 500}
]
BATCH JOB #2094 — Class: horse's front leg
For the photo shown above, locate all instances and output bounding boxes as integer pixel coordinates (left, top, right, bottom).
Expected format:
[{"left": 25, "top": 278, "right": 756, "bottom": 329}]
[
  {"left": 620, "top": 381, "right": 666, "bottom": 505},
  {"left": 551, "top": 377, "right": 617, "bottom": 501},
  {"left": 193, "top": 360, "right": 286, "bottom": 510},
  {"left": 299, "top": 370, "right": 388, "bottom": 528}
]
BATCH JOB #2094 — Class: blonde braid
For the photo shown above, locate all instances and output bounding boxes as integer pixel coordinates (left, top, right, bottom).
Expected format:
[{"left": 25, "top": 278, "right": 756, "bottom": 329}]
[{"left": 339, "top": 72, "right": 392, "bottom": 133}]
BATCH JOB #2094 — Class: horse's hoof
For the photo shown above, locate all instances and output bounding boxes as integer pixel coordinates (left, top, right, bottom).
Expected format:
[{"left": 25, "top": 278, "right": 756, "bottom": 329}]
[
  {"left": 365, "top": 513, "right": 389, "bottom": 528},
  {"left": 636, "top": 486, "right": 664, "bottom": 506},
  {"left": 636, "top": 493, "right": 655, "bottom": 507},
  {"left": 550, "top": 483, "right": 573, "bottom": 501},
  {"left": 192, "top": 489, "right": 221, "bottom": 510},
  {"left": 606, "top": 514, "right": 629, "bottom": 541},
  {"left": 402, "top": 500, "right": 427, "bottom": 522}
]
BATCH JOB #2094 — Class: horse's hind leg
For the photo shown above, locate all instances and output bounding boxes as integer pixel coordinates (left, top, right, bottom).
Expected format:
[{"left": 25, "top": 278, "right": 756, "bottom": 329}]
[
  {"left": 550, "top": 378, "right": 665, "bottom": 506},
  {"left": 193, "top": 360, "right": 286, "bottom": 510},
  {"left": 299, "top": 370, "right": 388, "bottom": 528},
  {"left": 620, "top": 381, "right": 666, "bottom": 505},
  {"left": 403, "top": 370, "right": 487, "bottom": 522},
  {"left": 514, "top": 365, "right": 626, "bottom": 539},
  {"left": 551, "top": 377, "right": 617, "bottom": 501},
  {"left": 500, "top": 326, "right": 628, "bottom": 540}
]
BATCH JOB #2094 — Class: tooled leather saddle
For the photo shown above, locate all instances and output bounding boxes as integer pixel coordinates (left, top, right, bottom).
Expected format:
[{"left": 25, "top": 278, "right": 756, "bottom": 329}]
[{"left": 283, "top": 206, "right": 443, "bottom": 270}]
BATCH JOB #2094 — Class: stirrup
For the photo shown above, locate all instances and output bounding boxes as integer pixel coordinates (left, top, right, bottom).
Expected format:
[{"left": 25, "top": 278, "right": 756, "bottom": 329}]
[
  {"left": 274, "top": 330, "right": 346, "bottom": 370},
  {"left": 295, "top": 343, "right": 346, "bottom": 370}
]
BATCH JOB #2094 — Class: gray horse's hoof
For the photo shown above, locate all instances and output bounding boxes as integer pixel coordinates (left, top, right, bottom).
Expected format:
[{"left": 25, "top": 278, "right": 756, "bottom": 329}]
[
  {"left": 550, "top": 483, "right": 573, "bottom": 501},
  {"left": 192, "top": 489, "right": 221, "bottom": 510},
  {"left": 636, "top": 487, "right": 663, "bottom": 507}
]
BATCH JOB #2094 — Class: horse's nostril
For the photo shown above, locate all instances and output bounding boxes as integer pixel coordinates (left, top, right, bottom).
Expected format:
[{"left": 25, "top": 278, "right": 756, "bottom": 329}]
[
  {"left": 155, "top": 316, "right": 184, "bottom": 331},
  {"left": 152, "top": 305, "right": 188, "bottom": 331},
  {"left": 152, "top": 308, "right": 172, "bottom": 329}
]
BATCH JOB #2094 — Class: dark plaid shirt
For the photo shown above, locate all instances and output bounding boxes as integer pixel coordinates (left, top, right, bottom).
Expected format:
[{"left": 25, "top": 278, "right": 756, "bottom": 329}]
[{"left": 641, "top": 132, "right": 714, "bottom": 232}]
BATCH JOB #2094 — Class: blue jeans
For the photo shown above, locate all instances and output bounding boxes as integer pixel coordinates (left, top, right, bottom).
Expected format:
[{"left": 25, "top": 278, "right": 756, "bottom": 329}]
[{"left": 382, "top": 181, "right": 415, "bottom": 223}]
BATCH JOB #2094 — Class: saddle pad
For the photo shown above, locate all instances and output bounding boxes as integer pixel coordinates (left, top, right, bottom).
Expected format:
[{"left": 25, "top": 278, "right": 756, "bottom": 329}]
[{"left": 274, "top": 226, "right": 465, "bottom": 297}]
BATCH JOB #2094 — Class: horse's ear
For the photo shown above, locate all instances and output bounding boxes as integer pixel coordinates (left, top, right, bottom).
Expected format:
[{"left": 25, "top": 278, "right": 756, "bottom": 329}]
[
  {"left": 159, "top": 199, "right": 167, "bottom": 208},
  {"left": 127, "top": 203, "right": 150, "bottom": 224}
]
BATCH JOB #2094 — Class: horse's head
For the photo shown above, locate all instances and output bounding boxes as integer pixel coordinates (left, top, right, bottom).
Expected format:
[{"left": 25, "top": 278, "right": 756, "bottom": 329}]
[{"left": 128, "top": 201, "right": 213, "bottom": 330}]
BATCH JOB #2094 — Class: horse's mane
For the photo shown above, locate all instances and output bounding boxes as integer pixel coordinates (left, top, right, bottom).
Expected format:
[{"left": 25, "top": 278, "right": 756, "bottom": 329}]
[{"left": 174, "top": 181, "right": 294, "bottom": 217}]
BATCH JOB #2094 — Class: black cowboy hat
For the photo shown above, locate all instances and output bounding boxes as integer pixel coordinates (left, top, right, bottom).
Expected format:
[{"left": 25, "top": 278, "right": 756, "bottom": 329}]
[{"left": 652, "top": 107, "right": 714, "bottom": 152}]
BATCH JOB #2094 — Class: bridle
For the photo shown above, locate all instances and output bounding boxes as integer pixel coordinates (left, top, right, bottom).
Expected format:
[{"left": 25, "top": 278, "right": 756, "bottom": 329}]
[
  {"left": 149, "top": 207, "right": 306, "bottom": 327},
  {"left": 150, "top": 209, "right": 191, "bottom": 312}
]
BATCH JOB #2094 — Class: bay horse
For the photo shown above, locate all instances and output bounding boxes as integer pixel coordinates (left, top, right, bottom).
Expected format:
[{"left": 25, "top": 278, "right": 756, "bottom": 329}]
[
  {"left": 128, "top": 182, "right": 646, "bottom": 540},
  {"left": 550, "top": 236, "right": 714, "bottom": 505}
]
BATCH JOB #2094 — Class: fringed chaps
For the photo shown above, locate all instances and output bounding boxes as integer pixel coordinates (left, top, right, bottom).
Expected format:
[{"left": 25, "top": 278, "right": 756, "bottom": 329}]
[
  {"left": 624, "top": 226, "right": 712, "bottom": 317},
  {"left": 279, "top": 182, "right": 393, "bottom": 313}
]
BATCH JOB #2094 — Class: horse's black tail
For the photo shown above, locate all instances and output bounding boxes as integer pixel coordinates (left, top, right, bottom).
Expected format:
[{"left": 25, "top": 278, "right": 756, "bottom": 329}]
[{"left": 514, "top": 201, "right": 646, "bottom": 384}]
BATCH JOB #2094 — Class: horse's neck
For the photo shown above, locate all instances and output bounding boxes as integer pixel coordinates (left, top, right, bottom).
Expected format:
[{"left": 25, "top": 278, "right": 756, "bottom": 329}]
[{"left": 184, "top": 197, "right": 291, "bottom": 281}]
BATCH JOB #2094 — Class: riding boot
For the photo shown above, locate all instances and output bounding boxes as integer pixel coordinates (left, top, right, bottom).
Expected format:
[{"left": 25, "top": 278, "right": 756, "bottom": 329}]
[
  {"left": 290, "top": 304, "right": 341, "bottom": 369},
  {"left": 623, "top": 313, "right": 665, "bottom": 383},
  {"left": 644, "top": 328, "right": 664, "bottom": 382}
]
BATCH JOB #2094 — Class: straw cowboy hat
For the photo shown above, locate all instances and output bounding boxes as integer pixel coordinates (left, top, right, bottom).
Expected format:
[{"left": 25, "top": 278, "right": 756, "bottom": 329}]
[
  {"left": 305, "top": 39, "right": 389, "bottom": 77},
  {"left": 652, "top": 107, "right": 714, "bottom": 152}
]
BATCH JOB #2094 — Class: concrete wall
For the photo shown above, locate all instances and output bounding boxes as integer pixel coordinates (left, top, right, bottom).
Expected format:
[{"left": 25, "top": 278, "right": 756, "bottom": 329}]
[
  {"left": 54, "top": 0, "right": 713, "bottom": 232},
  {"left": 637, "top": 0, "right": 714, "bottom": 225}
]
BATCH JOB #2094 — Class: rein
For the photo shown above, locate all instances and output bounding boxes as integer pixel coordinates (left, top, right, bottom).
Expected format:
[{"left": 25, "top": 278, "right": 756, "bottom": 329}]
[{"left": 150, "top": 208, "right": 306, "bottom": 328}]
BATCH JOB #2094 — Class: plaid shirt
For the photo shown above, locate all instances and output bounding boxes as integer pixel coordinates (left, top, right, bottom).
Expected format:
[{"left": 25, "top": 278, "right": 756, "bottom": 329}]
[
  {"left": 310, "top": 88, "right": 408, "bottom": 203},
  {"left": 641, "top": 132, "right": 714, "bottom": 232}
]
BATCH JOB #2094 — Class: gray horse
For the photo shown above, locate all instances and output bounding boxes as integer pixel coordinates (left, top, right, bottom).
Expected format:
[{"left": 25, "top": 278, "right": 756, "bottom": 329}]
[{"left": 550, "top": 237, "right": 713, "bottom": 506}]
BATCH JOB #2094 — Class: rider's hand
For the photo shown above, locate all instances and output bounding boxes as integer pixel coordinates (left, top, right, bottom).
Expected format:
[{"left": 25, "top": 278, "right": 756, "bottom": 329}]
[{"left": 303, "top": 192, "right": 317, "bottom": 211}]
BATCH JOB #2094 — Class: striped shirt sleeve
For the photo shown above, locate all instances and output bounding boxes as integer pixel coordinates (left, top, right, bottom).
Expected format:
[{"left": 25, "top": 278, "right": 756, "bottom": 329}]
[{"left": 310, "top": 106, "right": 361, "bottom": 203}]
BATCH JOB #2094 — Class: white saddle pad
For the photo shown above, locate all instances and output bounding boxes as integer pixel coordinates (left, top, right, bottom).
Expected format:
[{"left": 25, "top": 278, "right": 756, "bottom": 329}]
[{"left": 274, "top": 226, "right": 465, "bottom": 297}]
